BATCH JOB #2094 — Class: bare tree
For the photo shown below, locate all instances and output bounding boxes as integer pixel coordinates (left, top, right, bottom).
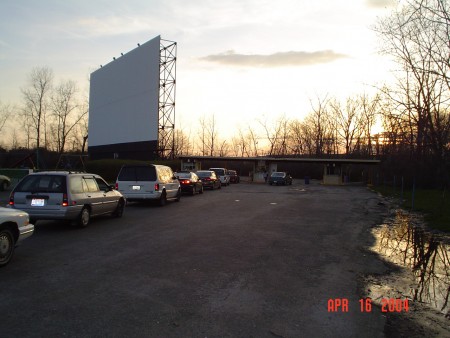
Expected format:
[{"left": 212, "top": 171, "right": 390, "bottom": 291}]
[
  {"left": 198, "top": 114, "right": 218, "bottom": 156},
  {"left": 21, "top": 67, "right": 53, "bottom": 165},
  {"left": 376, "top": 0, "right": 450, "bottom": 185},
  {"left": 50, "top": 80, "right": 87, "bottom": 159},
  {"left": 218, "top": 139, "right": 229, "bottom": 157},
  {"left": 359, "top": 93, "right": 381, "bottom": 156},
  {"left": 305, "top": 96, "right": 333, "bottom": 156},
  {"left": 172, "top": 128, "right": 192, "bottom": 156},
  {"left": 0, "top": 101, "right": 13, "bottom": 136},
  {"left": 258, "top": 115, "right": 291, "bottom": 156},
  {"left": 329, "top": 97, "right": 364, "bottom": 155}
]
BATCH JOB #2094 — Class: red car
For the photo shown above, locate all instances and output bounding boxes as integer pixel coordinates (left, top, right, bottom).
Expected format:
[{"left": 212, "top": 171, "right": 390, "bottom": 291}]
[
  {"left": 175, "top": 171, "right": 204, "bottom": 195},
  {"left": 196, "top": 170, "right": 221, "bottom": 190},
  {"left": 228, "top": 170, "right": 240, "bottom": 183}
]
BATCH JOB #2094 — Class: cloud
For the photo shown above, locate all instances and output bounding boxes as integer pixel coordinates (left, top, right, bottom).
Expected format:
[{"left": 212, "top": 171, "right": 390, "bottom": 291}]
[
  {"left": 200, "top": 50, "right": 349, "bottom": 68},
  {"left": 365, "top": 0, "right": 395, "bottom": 9}
]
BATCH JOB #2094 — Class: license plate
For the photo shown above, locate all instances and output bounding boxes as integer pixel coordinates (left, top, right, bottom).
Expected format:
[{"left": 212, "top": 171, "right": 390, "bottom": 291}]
[
  {"left": 132, "top": 185, "right": 141, "bottom": 190},
  {"left": 31, "top": 199, "right": 45, "bottom": 206}
]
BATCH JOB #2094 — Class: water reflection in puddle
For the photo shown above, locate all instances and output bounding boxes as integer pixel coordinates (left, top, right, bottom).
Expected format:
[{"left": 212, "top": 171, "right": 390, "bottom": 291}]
[{"left": 371, "top": 210, "right": 449, "bottom": 315}]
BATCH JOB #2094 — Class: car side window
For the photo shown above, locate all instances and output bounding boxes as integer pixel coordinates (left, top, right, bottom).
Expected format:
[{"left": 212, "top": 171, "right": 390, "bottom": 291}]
[
  {"left": 95, "top": 178, "right": 109, "bottom": 192},
  {"left": 159, "top": 168, "right": 171, "bottom": 183},
  {"left": 69, "top": 177, "right": 84, "bottom": 194},
  {"left": 83, "top": 178, "right": 99, "bottom": 192}
]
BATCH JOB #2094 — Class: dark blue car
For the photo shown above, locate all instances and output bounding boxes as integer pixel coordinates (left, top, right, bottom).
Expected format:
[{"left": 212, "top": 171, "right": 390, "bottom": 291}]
[{"left": 269, "top": 172, "right": 293, "bottom": 185}]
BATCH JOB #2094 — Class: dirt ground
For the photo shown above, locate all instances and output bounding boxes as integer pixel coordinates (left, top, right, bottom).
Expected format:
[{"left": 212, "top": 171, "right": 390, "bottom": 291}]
[{"left": 0, "top": 181, "right": 449, "bottom": 337}]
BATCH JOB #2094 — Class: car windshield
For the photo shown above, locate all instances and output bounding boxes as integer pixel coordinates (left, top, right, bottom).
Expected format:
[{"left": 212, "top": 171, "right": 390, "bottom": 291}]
[
  {"left": 211, "top": 169, "right": 224, "bottom": 175},
  {"left": 196, "top": 171, "right": 212, "bottom": 178},
  {"left": 271, "top": 172, "right": 285, "bottom": 177}
]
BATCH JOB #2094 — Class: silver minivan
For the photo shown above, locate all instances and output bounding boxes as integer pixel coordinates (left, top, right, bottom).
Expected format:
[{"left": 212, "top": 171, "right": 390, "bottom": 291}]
[
  {"left": 209, "top": 168, "right": 230, "bottom": 186},
  {"left": 9, "top": 171, "right": 125, "bottom": 227},
  {"left": 115, "top": 164, "right": 181, "bottom": 206}
]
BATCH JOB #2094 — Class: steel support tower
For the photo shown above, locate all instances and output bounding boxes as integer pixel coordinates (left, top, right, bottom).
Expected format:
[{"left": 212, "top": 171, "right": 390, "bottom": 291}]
[{"left": 158, "top": 39, "right": 177, "bottom": 159}]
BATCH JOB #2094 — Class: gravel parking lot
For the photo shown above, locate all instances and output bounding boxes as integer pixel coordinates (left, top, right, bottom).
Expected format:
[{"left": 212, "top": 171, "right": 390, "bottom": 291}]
[{"left": 0, "top": 180, "right": 393, "bottom": 337}]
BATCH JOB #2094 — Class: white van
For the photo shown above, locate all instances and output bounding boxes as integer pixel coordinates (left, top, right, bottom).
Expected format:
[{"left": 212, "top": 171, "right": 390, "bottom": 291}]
[
  {"left": 209, "top": 168, "right": 230, "bottom": 186},
  {"left": 115, "top": 165, "right": 181, "bottom": 206}
]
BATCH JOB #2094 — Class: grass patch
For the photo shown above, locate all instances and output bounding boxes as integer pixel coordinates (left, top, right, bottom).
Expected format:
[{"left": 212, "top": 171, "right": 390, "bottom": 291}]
[{"left": 373, "top": 185, "right": 450, "bottom": 232}]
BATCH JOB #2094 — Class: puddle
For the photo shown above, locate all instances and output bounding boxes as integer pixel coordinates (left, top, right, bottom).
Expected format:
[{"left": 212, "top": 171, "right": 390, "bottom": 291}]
[{"left": 370, "top": 210, "right": 449, "bottom": 315}]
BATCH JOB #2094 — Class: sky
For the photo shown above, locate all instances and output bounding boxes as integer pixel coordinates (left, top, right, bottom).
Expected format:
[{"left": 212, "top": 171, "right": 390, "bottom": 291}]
[{"left": 0, "top": 0, "right": 396, "bottom": 142}]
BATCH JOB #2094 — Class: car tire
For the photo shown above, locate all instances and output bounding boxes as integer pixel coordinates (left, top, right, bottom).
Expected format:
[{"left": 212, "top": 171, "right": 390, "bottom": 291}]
[
  {"left": 175, "top": 189, "right": 181, "bottom": 202},
  {"left": 199, "top": 185, "right": 204, "bottom": 194},
  {"left": 0, "top": 227, "right": 15, "bottom": 267},
  {"left": 191, "top": 186, "right": 196, "bottom": 196},
  {"left": 78, "top": 207, "right": 90, "bottom": 228},
  {"left": 218, "top": 183, "right": 222, "bottom": 189},
  {"left": 159, "top": 191, "right": 167, "bottom": 206},
  {"left": 113, "top": 199, "right": 125, "bottom": 218}
]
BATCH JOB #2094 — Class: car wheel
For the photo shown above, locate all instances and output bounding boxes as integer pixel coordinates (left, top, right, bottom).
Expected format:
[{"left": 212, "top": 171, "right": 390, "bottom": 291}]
[
  {"left": 113, "top": 199, "right": 125, "bottom": 218},
  {"left": 191, "top": 186, "right": 196, "bottom": 196},
  {"left": 175, "top": 189, "right": 181, "bottom": 202},
  {"left": 159, "top": 191, "right": 167, "bottom": 206},
  {"left": 218, "top": 183, "right": 222, "bottom": 189},
  {"left": 78, "top": 207, "right": 90, "bottom": 228},
  {"left": 0, "top": 227, "right": 15, "bottom": 267},
  {"left": 199, "top": 185, "right": 204, "bottom": 194}
]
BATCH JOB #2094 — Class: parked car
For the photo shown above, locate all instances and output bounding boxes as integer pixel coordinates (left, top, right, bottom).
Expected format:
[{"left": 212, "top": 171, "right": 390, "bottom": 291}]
[
  {"left": 116, "top": 164, "right": 181, "bottom": 206},
  {"left": 209, "top": 168, "right": 230, "bottom": 186},
  {"left": 175, "top": 171, "right": 204, "bottom": 195},
  {"left": 9, "top": 171, "right": 125, "bottom": 227},
  {"left": 0, "top": 175, "right": 11, "bottom": 191},
  {"left": 196, "top": 170, "right": 221, "bottom": 190},
  {"left": 228, "top": 170, "right": 240, "bottom": 183},
  {"left": 269, "top": 172, "right": 293, "bottom": 185},
  {"left": 0, "top": 206, "right": 34, "bottom": 267}
]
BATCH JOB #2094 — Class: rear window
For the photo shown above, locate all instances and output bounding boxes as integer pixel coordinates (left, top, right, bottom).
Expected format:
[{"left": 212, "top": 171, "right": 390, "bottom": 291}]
[
  {"left": 210, "top": 169, "right": 225, "bottom": 176},
  {"left": 176, "top": 173, "right": 191, "bottom": 179},
  {"left": 118, "top": 166, "right": 157, "bottom": 181},
  {"left": 196, "top": 171, "right": 211, "bottom": 178},
  {"left": 15, "top": 175, "right": 66, "bottom": 193}
]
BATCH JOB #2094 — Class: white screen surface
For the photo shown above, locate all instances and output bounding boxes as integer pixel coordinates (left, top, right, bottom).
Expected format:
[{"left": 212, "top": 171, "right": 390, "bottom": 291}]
[{"left": 89, "top": 36, "right": 160, "bottom": 147}]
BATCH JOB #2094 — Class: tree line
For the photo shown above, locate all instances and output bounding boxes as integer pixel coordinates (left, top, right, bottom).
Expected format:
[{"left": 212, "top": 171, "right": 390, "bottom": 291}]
[
  {"left": 173, "top": 0, "right": 450, "bottom": 187},
  {"left": 0, "top": 67, "right": 88, "bottom": 157},
  {"left": 1, "top": 0, "right": 449, "bottom": 187}
]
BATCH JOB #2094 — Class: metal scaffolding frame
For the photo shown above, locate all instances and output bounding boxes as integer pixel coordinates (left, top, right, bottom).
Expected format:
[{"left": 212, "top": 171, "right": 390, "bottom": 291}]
[{"left": 158, "top": 38, "right": 177, "bottom": 159}]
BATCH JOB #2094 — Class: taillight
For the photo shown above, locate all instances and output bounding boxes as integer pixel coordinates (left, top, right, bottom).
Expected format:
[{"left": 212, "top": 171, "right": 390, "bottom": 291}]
[
  {"left": 62, "top": 193, "right": 69, "bottom": 207},
  {"left": 154, "top": 183, "right": 160, "bottom": 191},
  {"left": 8, "top": 192, "right": 14, "bottom": 206}
]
